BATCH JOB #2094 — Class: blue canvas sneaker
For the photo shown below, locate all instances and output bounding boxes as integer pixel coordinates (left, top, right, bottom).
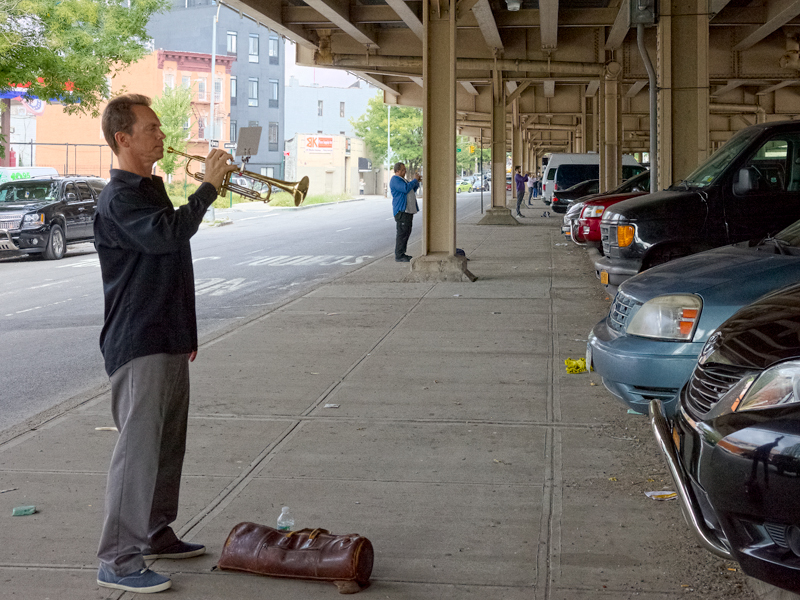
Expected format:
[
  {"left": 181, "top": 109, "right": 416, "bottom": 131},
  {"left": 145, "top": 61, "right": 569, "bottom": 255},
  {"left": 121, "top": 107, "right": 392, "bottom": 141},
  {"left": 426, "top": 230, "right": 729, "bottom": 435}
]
[
  {"left": 144, "top": 540, "right": 206, "bottom": 560},
  {"left": 97, "top": 564, "right": 171, "bottom": 593}
]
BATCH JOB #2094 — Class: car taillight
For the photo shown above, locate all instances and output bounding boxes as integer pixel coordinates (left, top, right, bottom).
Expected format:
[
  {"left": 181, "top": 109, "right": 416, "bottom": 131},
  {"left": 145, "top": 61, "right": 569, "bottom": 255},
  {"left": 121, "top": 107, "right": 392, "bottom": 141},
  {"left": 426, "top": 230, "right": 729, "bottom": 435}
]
[{"left": 554, "top": 183, "right": 559, "bottom": 190}]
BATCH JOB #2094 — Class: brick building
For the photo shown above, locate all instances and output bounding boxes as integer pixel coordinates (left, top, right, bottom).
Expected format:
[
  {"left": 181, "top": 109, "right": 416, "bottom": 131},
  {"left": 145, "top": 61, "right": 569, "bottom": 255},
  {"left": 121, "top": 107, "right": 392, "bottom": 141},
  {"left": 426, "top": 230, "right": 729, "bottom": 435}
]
[{"left": 15, "top": 50, "right": 233, "bottom": 180}]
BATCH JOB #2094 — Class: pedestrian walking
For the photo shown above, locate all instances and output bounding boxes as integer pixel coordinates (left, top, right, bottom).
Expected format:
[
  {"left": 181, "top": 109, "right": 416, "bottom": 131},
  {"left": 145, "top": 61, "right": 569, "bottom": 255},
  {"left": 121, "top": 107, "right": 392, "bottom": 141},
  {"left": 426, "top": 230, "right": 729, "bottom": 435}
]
[
  {"left": 94, "top": 93, "right": 237, "bottom": 594},
  {"left": 533, "top": 172, "right": 541, "bottom": 198},
  {"left": 390, "top": 161, "right": 420, "bottom": 262},
  {"left": 514, "top": 166, "right": 528, "bottom": 217}
]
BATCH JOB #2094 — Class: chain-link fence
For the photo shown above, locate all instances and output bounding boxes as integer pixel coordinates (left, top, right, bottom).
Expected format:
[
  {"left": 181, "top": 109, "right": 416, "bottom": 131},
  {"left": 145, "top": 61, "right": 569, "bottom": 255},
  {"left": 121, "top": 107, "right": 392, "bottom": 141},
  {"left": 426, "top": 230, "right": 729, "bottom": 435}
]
[{"left": 10, "top": 142, "right": 115, "bottom": 177}]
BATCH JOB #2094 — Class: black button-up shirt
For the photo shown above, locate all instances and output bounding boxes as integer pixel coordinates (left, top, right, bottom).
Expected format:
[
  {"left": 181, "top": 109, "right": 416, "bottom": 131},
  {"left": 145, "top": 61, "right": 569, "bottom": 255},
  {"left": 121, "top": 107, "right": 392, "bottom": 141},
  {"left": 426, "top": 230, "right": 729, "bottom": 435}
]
[{"left": 94, "top": 169, "right": 217, "bottom": 376}]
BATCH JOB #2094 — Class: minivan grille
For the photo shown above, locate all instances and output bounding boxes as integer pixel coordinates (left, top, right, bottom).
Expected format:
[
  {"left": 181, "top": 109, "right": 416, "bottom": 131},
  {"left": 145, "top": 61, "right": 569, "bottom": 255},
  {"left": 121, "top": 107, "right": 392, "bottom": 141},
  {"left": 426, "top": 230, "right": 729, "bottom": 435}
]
[
  {"left": 608, "top": 291, "right": 641, "bottom": 333},
  {"left": 683, "top": 362, "right": 759, "bottom": 419}
]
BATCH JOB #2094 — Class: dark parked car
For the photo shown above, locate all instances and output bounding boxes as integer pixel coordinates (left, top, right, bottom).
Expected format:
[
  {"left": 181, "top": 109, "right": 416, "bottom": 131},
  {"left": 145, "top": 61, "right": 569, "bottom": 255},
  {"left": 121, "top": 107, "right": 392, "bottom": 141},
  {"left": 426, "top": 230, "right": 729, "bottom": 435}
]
[
  {"left": 589, "top": 218, "right": 800, "bottom": 416},
  {"left": 0, "top": 176, "right": 106, "bottom": 260},
  {"left": 651, "top": 282, "right": 800, "bottom": 594},
  {"left": 551, "top": 179, "right": 598, "bottom": 213},
  {"left": 596, "top": 120, "right": 800, "bottom": 291}
]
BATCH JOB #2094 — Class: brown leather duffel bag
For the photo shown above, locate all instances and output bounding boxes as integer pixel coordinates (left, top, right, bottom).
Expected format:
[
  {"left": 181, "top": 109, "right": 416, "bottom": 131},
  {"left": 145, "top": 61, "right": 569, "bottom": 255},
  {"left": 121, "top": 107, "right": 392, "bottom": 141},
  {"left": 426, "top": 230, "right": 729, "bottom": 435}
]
[{"left": 217, "top": 522, "right": 374, "bottom": 594}]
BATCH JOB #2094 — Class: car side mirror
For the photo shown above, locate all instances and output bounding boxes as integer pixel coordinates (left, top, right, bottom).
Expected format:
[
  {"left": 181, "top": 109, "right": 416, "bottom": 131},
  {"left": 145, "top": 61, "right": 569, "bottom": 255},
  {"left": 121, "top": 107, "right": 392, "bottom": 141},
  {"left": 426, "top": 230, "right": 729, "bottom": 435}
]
[
  {"left": 733, "top": 168, "right": 754, "bottom": 195},
  {"left": 66, "top": 192, "right": 77, "bottom": 201}
]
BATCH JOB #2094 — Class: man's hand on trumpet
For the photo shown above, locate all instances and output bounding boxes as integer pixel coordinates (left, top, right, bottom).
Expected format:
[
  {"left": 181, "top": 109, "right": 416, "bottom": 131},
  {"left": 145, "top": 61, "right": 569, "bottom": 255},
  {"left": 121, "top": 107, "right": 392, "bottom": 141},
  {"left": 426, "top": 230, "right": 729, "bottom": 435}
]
[{"left": 203, "top": 149, "right": 239, "bottom": 194}]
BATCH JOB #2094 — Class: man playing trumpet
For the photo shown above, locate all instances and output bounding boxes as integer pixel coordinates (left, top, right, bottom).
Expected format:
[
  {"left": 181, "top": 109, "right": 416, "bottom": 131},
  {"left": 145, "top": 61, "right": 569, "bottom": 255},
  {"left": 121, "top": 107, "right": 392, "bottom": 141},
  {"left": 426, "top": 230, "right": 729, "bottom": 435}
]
[{"left": 94, "top": 93, "right": 237, "bottom": 593}]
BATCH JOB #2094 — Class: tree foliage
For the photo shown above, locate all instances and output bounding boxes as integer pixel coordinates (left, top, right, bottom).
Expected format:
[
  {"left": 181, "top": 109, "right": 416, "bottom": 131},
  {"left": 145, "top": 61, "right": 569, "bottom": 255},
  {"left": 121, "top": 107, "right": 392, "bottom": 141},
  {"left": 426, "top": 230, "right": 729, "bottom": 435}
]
[
  {"left": 152, "top": 85, "right": 193, "bottom": 176},
  {"left": 351, "top": 95, "right": 423, "bottom": 174},
  {"left": 0, "top": 0, "right": 168, "bottom": 116}
]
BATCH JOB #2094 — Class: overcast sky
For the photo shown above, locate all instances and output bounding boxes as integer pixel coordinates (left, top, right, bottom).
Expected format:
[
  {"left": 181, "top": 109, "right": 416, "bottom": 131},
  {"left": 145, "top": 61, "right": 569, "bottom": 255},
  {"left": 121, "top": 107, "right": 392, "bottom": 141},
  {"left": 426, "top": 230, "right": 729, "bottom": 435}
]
[{"left": 284, "top": 40, "right": 360, "bottom": 87}]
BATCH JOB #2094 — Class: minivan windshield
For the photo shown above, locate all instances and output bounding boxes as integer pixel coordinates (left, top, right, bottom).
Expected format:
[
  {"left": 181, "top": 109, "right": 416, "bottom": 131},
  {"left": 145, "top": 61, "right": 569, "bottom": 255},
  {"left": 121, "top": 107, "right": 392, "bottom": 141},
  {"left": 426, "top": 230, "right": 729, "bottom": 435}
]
[
  {"left": 680, "top": 127, "right": 761, "bottom": 188},
  {"left": 0, "top": 182, "right": 59, "bottom": 203}
]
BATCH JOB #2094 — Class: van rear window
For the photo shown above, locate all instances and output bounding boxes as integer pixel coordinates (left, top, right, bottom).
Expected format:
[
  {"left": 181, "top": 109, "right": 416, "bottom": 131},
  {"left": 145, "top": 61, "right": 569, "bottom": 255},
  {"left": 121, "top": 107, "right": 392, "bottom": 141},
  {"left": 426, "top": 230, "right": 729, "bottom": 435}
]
[{"left": 556, "top": 165, "right": 597, "bottom": 189}]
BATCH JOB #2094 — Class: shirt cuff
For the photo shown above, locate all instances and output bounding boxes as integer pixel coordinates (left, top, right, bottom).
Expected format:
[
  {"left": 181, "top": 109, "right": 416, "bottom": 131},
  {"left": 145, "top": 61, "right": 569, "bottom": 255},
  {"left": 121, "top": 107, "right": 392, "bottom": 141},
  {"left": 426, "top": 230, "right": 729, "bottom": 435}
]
[{"left": 197, "top": 182, "right": 219, "bottom": 202}]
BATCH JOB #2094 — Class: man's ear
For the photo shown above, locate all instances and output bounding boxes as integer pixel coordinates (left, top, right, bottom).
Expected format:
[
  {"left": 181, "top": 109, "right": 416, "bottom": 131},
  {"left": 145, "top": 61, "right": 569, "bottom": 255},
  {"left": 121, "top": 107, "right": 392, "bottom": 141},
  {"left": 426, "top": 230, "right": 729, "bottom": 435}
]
[{"left": 114, "top": 131, "right": 129, "bottom": 150}]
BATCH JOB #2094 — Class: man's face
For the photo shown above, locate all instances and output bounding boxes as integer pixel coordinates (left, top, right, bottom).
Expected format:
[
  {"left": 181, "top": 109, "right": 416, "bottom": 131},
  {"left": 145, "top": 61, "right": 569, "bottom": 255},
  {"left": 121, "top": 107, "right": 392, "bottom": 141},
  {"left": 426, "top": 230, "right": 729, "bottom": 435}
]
[
  {"left": 124, "top": 105, "right": 166, "bottom": 163},
  {"left": 396, "top": 165, "right": 407, "bottom": 178}
]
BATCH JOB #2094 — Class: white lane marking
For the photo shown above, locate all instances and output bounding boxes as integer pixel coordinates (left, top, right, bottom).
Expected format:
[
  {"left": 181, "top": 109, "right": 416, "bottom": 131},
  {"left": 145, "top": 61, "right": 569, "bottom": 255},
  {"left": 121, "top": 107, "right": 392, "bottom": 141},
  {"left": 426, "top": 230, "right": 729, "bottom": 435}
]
[
  {"left": 193, "top": 256, "right": 221, "bottom": 263},
  {"left": 336, "top": 227, "right": 351, "bottom": 232},
  {"left": 55, "top": 258, "right": 100, "bottom": 268},
  {"left": 195, "top": 277, "right": 254, "bottom": 296},
  {"left": 236, "top": 255, "right": 372, "bottom": 267}
]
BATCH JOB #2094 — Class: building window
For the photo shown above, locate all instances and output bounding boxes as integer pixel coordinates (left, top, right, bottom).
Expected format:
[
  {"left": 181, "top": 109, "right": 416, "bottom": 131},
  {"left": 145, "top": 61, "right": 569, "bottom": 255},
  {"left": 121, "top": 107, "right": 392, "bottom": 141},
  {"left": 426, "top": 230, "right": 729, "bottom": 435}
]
[
  {"left": 164, "top": 73, "right": 175, "bottom": 91},
  {"left": 249, "top": 34, "right": 259, "bottom": 63},
  {"left": 248, "top": 78, "right": 258, "bottom": 107},
  {"left": 181, "top": 75, "right": 191, "bottom": 89},
  {"left": 230, "top": 120, "right": 237, "bottom": 142},
  {"left": 340, "top": 102, "right": 345, "bottom": 117},
  {"left": 227, "top": 31, "right": 237, "bottom": 55},
  {"left": 183, "top": 117, "right": 190, "bottom": 131},
  {"left": 214, "top": 78, "right": 222, "bottom": 103},
  {"left": 248, "top": 120, "right": 259, "bottom": 127},
  {"left": 266, "top": 167, "right": 275, "bottom": 178},
  {"left": 269, "top": 122, "right": 278, "bottom": 151},
  {"left": 269, "top": 79, "right": 279, "bottom": 108},
  {"left": 269, "top": 36, "right": 279, "bottom": 65},
  {"left": 317, "top": 100, "right": 323, "bottom": 116},
  {"left": 230, "top": 76, "right": 237, "bottom": 106},
  {"left": 198, "top": 78, "right": 207, "bottom": 101}
]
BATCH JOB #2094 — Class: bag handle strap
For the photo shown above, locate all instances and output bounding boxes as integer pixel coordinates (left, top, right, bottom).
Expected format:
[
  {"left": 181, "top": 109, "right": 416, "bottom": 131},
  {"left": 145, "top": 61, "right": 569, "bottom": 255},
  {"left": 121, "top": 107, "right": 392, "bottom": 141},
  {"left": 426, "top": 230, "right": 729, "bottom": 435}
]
[{"left": 284, "top": 528, "right": 329, "bottom": 539}]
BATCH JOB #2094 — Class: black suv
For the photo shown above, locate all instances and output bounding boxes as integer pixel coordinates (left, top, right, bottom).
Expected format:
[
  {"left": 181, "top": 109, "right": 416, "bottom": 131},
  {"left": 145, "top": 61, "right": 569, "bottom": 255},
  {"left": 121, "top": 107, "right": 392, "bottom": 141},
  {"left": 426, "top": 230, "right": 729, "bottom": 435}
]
[
  {"left": 0, "top": 176, "right": 106, "bottom": 260},
  {"left": 595, "top": 120, "right": 800, "bottom": 290}
]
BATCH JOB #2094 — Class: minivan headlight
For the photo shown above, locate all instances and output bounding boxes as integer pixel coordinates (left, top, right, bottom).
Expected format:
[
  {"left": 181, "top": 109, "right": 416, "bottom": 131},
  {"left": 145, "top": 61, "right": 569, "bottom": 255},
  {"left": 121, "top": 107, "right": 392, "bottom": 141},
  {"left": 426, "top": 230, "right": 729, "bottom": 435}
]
[
  {"left": 625, "top": 294, "right": 702, "bottom": 341},
  {"left": 21, "top": 213, "right": 45, "bottom": 229},
  {"left": 735, "top": 360, "right": 800, "bottom": 412}
]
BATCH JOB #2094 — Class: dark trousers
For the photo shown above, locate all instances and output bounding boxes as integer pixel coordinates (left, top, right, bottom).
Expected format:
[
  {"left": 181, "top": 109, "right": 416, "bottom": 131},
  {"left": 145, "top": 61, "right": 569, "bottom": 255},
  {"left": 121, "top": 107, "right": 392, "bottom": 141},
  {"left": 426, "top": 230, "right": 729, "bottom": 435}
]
[
  {"left": 394, "top": 211, "right": 414, "bottom": 259},
  {"left": 98, "top": 353, "right": 190, "bottom": 575},
  {"left": 516, "top": 189, "right": 525, "bottom": 214}
]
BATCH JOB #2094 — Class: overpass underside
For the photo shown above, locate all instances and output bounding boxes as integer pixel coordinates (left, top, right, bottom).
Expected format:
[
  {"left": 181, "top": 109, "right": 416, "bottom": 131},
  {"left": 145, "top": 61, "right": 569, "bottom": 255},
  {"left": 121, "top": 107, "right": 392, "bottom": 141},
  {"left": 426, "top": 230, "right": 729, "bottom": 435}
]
[{"left": 226, "top": 0, "right": 800, "bottom": 280}]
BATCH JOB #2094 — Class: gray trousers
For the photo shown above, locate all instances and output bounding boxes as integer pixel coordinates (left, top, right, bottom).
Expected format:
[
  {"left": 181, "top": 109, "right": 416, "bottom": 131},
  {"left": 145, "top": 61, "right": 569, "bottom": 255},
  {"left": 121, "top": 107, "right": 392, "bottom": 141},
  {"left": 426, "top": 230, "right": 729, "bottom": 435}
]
[{"left": 98, "top": 353, "right": 190, "bottom": 575}]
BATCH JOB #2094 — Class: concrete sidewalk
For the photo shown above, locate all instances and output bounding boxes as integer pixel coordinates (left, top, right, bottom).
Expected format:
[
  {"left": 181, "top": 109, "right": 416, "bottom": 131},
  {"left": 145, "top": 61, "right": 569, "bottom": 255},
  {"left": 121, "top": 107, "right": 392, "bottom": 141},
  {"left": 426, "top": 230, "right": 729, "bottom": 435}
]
[{"left": 0, "top": 206, "right": 755, "bottom": 599}]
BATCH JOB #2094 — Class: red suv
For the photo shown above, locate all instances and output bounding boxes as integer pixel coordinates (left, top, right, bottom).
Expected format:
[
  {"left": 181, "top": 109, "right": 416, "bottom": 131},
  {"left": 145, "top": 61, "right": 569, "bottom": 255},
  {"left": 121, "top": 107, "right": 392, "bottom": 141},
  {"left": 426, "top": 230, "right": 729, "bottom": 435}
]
[{"left": 575, "top": 171, "right": 650, "bottom": 250}]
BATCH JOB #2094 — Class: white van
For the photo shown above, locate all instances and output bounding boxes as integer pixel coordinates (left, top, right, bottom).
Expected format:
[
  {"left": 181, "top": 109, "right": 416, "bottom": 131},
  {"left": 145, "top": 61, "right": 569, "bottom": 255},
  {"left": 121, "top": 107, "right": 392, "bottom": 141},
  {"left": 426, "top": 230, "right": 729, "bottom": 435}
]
[
  {"left": 541, "top": 154, "right": 643, "bottom": 205},
  {"left": 0, "top": 167, "right": 59, "bottom": 186}
]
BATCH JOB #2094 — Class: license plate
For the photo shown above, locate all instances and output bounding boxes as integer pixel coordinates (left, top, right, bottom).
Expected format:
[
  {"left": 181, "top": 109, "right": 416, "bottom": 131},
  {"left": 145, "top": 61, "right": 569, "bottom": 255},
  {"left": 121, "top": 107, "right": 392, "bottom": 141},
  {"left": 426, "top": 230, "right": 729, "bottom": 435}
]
[{"left": 600, "top": 271, "right": 609, "bottom": 285}]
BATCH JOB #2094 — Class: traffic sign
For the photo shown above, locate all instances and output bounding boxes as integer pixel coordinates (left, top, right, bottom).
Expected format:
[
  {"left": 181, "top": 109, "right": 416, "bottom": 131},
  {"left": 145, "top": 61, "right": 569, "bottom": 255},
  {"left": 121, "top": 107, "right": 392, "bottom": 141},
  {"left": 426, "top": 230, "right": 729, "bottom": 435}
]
[
  {"left": 209, "top": 140, "right": 219, "bottom": 148},
  {"left": 457, "top": 148, "right": 462, "bottom": 152},
  {"left": 224, "top": 142, "right": 236, "bottom": 149}
]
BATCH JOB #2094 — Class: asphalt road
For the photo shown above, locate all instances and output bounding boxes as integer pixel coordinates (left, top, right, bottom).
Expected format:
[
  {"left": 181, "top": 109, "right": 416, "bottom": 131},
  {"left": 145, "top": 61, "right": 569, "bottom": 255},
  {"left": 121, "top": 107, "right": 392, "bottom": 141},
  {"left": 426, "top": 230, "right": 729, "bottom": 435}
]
[{"left": 0, "top": 191, "right": 495, "bottom": 432}]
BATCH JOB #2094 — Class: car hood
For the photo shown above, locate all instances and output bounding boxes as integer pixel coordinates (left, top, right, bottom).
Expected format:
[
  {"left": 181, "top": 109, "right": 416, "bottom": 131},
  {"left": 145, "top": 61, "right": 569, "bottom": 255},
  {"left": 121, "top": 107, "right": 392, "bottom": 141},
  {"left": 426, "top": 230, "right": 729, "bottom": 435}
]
[
  {"left": 602, "top": 189, "right": 703, "bottom": 223},
  {"left": 621, "top": 244, "right": 800, "bottom": 306},
  {"left": 582, "top": 191, "right": 647, "bottom": 209},
  {"left": 701, "top": 282, "right": 800, "bottom": 370},
  {"left": 0, "top": 200, "right": 53, "bottom": 213}
]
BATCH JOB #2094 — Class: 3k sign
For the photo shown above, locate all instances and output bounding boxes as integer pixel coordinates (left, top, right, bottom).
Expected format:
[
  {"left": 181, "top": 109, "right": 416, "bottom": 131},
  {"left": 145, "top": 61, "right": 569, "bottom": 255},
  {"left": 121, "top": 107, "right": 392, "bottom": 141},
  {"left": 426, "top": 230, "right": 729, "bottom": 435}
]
[{"left": 306, "top": 136, "right": 333, "bottom": 153}]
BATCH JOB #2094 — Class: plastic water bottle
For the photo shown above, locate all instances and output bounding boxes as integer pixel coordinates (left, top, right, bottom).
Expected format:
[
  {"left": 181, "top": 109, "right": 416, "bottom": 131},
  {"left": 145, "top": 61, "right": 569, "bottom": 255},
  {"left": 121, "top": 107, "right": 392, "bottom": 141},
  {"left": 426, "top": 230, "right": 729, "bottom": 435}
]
[{"left": 277, "top": 506, "right": 295, "bottom": 532}]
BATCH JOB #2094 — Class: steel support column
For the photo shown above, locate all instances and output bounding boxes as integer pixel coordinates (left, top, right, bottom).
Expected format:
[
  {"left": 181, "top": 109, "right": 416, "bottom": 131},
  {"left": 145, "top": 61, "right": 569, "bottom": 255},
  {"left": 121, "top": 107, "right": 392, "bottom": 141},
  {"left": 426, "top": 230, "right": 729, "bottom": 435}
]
[
  {"left": 479, "top": 68, "right": 517, "bottom": 225},
  {"left": 657, "top": 0, "right": 709, "bottom": 186},
  {"left": 602, "top": 61, "right": 622, "bottom": 191},
  {"left": 412, "top": 0, "right": 476, "bottom": 280}
]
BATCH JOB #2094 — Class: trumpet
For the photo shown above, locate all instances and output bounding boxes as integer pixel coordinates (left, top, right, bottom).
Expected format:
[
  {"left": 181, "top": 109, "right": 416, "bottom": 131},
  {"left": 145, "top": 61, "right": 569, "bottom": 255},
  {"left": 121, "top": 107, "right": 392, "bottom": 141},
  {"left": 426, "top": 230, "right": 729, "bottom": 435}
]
[{"left": 167, "top": 147, "right": 309, "bottom": 207}]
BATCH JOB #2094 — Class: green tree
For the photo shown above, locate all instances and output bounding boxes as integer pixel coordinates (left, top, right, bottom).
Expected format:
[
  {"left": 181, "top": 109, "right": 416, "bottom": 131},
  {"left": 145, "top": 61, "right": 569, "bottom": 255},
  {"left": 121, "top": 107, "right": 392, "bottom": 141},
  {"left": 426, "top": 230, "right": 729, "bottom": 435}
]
[
  {"left": 0, "top": 0, "right": 167, "bottom": 116},
  {"left": 351, "top": 95, "right": 423, "bottom": 174},
  {"left": 152, "top": 85, "right": 193, "bottom": 177}
]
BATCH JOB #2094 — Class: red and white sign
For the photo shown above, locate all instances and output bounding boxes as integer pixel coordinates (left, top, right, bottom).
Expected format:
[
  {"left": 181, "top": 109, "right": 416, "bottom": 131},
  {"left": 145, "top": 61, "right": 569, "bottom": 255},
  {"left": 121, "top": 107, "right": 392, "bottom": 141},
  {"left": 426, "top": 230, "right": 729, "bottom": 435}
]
[{"left": 306, "top": 136, "right": 333, "bottom": 153}]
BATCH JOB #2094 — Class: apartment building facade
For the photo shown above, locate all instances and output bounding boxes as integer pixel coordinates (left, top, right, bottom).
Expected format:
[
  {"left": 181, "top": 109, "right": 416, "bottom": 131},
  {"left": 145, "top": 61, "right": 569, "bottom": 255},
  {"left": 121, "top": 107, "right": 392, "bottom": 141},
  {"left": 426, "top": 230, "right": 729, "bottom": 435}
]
[{"left": 147, "top": 0, "right": 285, "bottom": 180}]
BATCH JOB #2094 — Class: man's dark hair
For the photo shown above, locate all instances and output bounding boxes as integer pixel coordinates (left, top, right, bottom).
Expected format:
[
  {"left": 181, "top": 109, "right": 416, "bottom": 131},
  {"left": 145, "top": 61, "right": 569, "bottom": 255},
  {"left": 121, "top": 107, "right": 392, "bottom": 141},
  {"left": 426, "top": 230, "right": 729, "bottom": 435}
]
[
  {"left": 515, "top": 165, "right": 521, "bottom": 171},
  {"left": 102, "top": 94, "right": 152, "bottom": 154},
  {"left": 393, "top": 162, "right": 406, "bottom": 173}
]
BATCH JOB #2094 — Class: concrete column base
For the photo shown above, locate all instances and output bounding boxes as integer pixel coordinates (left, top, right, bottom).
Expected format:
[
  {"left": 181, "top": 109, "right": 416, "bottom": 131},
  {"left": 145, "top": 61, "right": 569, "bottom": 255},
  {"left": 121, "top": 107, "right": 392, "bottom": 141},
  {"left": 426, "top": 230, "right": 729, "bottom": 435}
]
[
  {"left": 404, "top": 253, "right": 477, "bottom": 282},
  {"left": 477, "top": 207, "right": 520, "bottom": 225}
]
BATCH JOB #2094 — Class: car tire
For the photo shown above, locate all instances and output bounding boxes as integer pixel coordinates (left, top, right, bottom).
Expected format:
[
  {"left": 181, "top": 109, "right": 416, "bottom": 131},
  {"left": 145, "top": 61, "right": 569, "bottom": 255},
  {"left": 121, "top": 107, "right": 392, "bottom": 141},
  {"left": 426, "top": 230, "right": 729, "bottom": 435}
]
[{"left": 43, "top": 224, "right": 66, "bottom": 260}]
